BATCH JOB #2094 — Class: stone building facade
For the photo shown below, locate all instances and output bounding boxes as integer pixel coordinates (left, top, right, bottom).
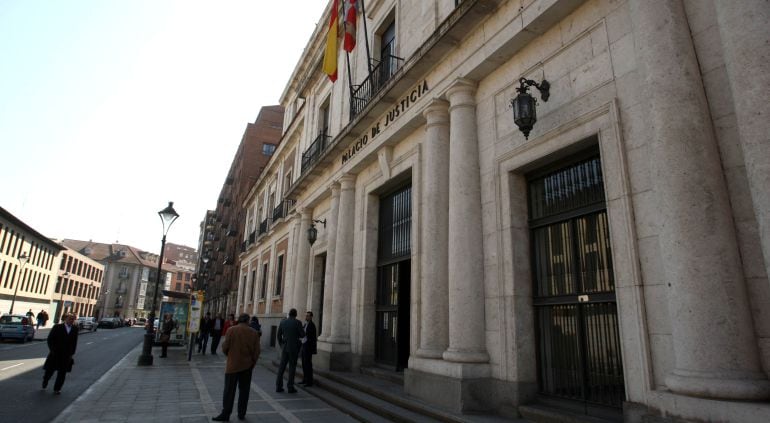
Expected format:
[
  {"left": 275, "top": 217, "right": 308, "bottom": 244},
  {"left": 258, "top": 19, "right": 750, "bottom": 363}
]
[{"left": 235, "top": 0, "right": 770, "bottom": 421}]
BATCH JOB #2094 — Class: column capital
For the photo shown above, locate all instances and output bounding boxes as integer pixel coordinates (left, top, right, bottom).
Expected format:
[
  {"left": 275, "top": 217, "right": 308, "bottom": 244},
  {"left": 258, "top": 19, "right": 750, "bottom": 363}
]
[
  {"left": 423, "top": 98, "right": 450, "bottom": 123},
  {"left": 446, "top": 78, "right": 477, "bottom": 109},
  {"left": 338, "top": 174, "right": 356, "bottom": 190},
  {"left": 329, "top": 182, "right": 341, "bottom": 198}
]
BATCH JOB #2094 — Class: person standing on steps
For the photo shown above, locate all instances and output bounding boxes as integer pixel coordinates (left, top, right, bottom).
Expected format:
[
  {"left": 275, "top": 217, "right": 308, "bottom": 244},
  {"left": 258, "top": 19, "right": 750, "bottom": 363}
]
[
  {"left": 212, "top": 314, "right": 261, "bottom": 422},
  {"left": 275, "top": 308, "right": 305, "bottom": 393},
  {"left": 42, "top": 313, "right": 79, "bottom": 394},
  {"left": 299, "top": 311, "right": 317, "bottom": 387}
]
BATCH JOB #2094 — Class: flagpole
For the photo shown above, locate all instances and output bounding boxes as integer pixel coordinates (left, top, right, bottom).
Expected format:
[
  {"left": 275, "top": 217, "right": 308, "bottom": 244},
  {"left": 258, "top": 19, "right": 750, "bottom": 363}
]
[
  {"left": 359, "top": 0, "right": 373, "bottom": 76},
  {"left": 342, "top": 0, "right": 356, "bottom": 118}
]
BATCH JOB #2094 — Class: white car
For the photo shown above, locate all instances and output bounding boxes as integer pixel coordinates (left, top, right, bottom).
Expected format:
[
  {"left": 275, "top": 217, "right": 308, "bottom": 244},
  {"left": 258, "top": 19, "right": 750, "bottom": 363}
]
[
  {"left": 76, "top": 317, "right": 98, "bottom": 332},
  {"left": 0, "top": 314, "right": 36, "bottom": 342}
]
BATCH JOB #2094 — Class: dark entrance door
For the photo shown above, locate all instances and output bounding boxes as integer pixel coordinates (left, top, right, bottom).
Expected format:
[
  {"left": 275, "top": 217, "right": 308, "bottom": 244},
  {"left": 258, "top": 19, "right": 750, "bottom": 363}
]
[
  {"left": 375, "top": 185, "right": 411, "bottom": 371},
  {"left": 528, "top": 151, "right": 625, "bottom": 415}
]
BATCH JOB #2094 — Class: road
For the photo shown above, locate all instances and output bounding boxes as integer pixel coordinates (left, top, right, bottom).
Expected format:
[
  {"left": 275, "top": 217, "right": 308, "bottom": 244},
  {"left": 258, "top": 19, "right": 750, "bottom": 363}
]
[{"left": 0, "top": 325, "right": 145, "bottom": 423}]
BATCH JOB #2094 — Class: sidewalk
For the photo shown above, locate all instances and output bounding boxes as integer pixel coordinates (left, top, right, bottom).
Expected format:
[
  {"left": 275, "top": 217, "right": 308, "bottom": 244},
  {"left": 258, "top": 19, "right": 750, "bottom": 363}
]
[{"left": 53, "top": 343, "right": 358, "bottom": 423}]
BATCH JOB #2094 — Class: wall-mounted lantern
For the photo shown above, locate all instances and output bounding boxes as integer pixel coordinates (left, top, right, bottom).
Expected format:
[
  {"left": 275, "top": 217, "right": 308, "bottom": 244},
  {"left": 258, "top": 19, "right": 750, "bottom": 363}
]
[
  {"left": 511, "top": 77, "right": 550, "bottom": 139},
  {"left": 307, "top": 219, "right": 327, "bottom": 245}
]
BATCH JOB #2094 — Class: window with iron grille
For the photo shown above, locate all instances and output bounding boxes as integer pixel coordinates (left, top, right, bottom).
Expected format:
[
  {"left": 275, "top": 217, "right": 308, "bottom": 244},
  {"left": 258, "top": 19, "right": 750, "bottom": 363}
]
[
  {"left": 260, "top": 262, "right": 269, "bottom": 299},
  {"left": 274, "top": 255, "right": 284, "bottom": 296}
]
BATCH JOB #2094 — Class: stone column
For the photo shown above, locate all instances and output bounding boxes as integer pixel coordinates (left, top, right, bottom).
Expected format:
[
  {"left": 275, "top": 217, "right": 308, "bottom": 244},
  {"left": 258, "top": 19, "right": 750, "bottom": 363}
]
[
  {"left": 715, "top": 0, "right": 770, "bottom": 285},
  {"left": 318, "top": 183, "right": 340, "bottom": 342},
  {"left": 328, "top": 174, "right": 356, "bottom": 345},
  {"left": 417, "top": 99, "right": 451, "bottom": 359},
  {"left": 443, "top": 79, "right": 489, "bottom": 364},
  {"left": 293, "top": 210, "right": 312, "bottom": 314},
  {"left": 630, "top": 0, "right": 770, "bottom": 400}
]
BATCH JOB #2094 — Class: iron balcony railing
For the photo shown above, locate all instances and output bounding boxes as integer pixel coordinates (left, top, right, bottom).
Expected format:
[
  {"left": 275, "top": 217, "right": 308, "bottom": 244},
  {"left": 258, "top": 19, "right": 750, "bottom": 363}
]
[
  {"left": 351, "top": 54, "right": 404, "bottom": 118},
  {"left": 301, "top": 131, "right": 331, "bottom": 174},
  {"left": 272, "top": 199, "right": 296, "bottom": 223},
  {"left": 258, "top": 218, "right": 269, "bottom": 235}
]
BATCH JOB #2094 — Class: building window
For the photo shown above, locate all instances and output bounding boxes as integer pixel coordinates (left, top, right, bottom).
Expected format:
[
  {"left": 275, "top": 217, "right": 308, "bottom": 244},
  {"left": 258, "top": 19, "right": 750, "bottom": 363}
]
[
  {"left": 262, "top": 143, "right": 277, "bottom": 156},
  {"left": 250, "top": 269, "right": 257, "bottom": 303},
  {"left": 274, "top": 255, "right": 284, "bottom": 296},
  {"left": 260, "top": 263, "right": 269, "bottom": 299}
]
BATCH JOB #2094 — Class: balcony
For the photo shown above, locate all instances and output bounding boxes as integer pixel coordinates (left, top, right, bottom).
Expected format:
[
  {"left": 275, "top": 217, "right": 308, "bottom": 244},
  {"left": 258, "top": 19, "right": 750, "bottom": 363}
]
[
  {"left": 272, "top": 199, "right": 295, "bottom": 222},
  {"left": 258, "top": 218, "right": 269, "bottom": 235},
  {"left": 301, "top": 131, "right": 331, "bottom": 174},
  {"left": 351, "top": 54, "right": 404, "bottom": 118}
]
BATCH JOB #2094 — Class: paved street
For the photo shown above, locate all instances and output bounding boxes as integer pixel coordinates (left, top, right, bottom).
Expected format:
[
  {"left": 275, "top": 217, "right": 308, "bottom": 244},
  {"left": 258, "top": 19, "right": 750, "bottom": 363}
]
[
  {"left": 53, "top": 341, "right": 357, "bottom": 423},
  {"left": 0, "top": 325, "right": 144, "bottom": 423}
]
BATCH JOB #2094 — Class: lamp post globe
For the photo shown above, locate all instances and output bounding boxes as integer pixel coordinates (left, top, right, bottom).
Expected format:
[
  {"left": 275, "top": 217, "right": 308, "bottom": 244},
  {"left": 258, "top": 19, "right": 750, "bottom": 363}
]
[
  {"left": 138, "top": 201, "right": 179, "bottom": 366},
  {"left": 9, "top": 252, "right": 29, "bottom": 315}
]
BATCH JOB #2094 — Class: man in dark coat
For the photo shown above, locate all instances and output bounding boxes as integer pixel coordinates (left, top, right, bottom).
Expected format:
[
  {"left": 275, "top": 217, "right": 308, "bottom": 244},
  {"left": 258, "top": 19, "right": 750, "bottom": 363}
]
[
  {"left": 210, "top": 313, "right": 225, "bottom": 355},
  {"left": 212, "top": 314, "right": 261, "bottom": 422},
  {"left": 42, "top": 313, "right": 79, "bottom": 394},
  {"left": 198, "top": 312, "right": 212, "bottom": 354},
  {"left": 275, "top": 308, "right": 305, "bottom": 393},
  {"left": 299, "top": 311, "right": 317, "bottom": 387}
]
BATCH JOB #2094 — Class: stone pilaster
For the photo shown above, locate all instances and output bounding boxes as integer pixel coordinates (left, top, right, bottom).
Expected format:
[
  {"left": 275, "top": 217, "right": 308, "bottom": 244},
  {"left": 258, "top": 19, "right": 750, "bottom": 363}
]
[
  {"left": 318, "top": 183, "right": 340, "bottom": 342},
  {"left": 443, "top": 79, "right": 489, "bottom": 364},
  {"left": 292, "top": 209, "right": 312, "bottom": 314},
  {"left": 328, "top": 174, "right": 356, "bottom": 345},
  {"left": 630, "top": 0, "right": 770, "bottom": 400},
  {"left": 417, "top": 99, "right": 451, "bottom": 359},
  {"left": 715, "top": 0, "right": 770, "bottom": 285}
]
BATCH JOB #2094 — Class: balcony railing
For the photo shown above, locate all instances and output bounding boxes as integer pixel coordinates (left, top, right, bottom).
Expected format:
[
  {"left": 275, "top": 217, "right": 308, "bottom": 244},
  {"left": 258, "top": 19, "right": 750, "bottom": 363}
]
[
  {"left": 258, "top": 218, "right": 269, "bottom": 235},
  {"left": 272, "top": 199, "right": 296, "bottom": 222},
  {"left": 301, "top": 131, "right": 331, "bottom": 174},
  {"left": 351, "top": 54, "right": 404, "bottom": 118}
]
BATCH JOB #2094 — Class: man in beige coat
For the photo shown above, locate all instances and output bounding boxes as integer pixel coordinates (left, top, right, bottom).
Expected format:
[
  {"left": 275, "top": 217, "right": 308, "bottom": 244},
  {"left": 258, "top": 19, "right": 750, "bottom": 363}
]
[{"left": 212, "top": 314, "right": 261, "bottom": 422}]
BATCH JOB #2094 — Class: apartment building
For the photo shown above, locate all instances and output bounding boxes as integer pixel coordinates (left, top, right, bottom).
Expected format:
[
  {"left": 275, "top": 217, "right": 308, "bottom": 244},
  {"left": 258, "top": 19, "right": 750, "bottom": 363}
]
[
  {"left": 53, "top": 245, "right": 104, "bottom": 322},
  {"left": 0, "top": 206, "right": 64, "bottom": 317},
  {"left": 200, "top": 106, "right": 284, "bottom": 315}
]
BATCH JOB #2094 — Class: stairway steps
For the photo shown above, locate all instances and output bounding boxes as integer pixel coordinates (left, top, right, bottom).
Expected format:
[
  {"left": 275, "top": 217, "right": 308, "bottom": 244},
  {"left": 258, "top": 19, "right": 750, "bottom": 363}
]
[{"left": 519, "top": 405, "right": 620, "bottom": 423}]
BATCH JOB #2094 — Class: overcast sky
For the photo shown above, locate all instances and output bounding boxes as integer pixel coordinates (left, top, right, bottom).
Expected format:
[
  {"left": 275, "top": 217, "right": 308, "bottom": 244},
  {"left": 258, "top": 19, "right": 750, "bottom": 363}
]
[{"left": 0, "top": 1, "right": 328, "bottom": 254}]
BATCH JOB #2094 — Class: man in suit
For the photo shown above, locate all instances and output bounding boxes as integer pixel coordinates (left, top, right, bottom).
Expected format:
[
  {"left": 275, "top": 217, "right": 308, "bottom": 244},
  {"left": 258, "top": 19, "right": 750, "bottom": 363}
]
[
  {"left": 210, "top": 312, "right": 225, "bottom": 355},
  {"left": 299, "top": 311, "right": 317, "bottom": 387},
  {"left": 212, "top": 314, "right": 260, "bottom": 422},
  {"left": 42, "top": 312, "right": 79, "bottom": 394},
  {"left": 275, "top": 308, "right": 305, "bottom": 393}
]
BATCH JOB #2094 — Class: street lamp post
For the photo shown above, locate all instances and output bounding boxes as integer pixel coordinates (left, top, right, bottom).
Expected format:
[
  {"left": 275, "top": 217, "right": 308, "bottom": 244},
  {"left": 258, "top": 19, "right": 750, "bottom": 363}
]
[
  {"left": 137, "top": 202, "right": 179, "bottom": 366},
  {"left": 54, "top": 272, "right": 70, "bottom": 323},
  {"left": 9, "top": 252, "right": 30, "bottom": 315}
]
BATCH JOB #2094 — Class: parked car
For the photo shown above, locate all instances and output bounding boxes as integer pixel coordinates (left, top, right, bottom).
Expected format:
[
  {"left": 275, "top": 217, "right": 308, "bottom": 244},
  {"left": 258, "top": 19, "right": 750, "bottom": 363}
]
[
  {"left": 76, "top": 317, "right": 98, "bottom": 332},
  {"left": 98, "top": 317, "right": 119, "bottom": 329},
  {"left": 0, "top": 314, "right": 36, "bottom": 342}
]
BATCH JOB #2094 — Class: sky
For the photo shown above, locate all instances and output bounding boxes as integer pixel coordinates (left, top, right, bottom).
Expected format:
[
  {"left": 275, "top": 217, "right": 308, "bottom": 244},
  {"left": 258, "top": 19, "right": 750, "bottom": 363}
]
[{"left": 0, "top": 1, "right": 329, "bottom": 254}]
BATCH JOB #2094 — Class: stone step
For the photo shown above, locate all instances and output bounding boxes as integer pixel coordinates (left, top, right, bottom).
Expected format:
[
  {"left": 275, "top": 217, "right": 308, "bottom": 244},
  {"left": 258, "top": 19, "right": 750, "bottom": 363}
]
[{"left": 519, "top": 405, "right": 621, "bottom": 423}]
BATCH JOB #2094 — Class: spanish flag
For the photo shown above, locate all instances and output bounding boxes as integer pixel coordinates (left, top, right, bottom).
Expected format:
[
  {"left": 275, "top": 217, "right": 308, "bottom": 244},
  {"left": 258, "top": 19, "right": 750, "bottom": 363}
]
[
  {"left": 323, "top": 0, "right": 339, "bottom": 82},
  {"left": 343, "top": 0, "right": 357, "bottom": 52}
]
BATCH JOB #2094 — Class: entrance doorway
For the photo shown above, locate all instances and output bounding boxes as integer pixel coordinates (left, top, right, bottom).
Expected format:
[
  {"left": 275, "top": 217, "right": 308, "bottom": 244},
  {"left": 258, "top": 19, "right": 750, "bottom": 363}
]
[
  {"left": 527, "top": 150, "right": 625, "bottom": 414},
  {"left": 375, "top": 185, "right": 411, "bottom": 371}
]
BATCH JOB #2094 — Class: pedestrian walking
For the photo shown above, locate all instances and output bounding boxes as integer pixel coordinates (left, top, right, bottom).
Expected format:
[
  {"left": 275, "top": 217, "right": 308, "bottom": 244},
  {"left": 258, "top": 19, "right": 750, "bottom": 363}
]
[
  {"left": 275, "top": 308, "right": 305, "bottom": 393},
  {"left": 212, "top": 314, "right": 261, "bottom": 422},
  {"left": 36, "top": 310, "right": 45, "bottom": 330},
  {"left": 159, "top": 313, "right": 176, "bottom": 358},
  {"left": 210, "top": 313, "right": 225, "bottom": 355},
  {"left": 198, "top": 312, "right": 212, "bottom": 354},
  {"left": 248, "top": 316, "right": 261, "bottom": 334},
  {"left": 26, "top": 308, "right": 34, "bottom": 320},
  {"left": 42, "top": 313, "right": 79, "bottom": 394},
  {"left": 41, "top": 310, "right": 49, "bottom": 327},
  {"left": 299, "top": 311, "right": 317, "bottom": 387}
]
